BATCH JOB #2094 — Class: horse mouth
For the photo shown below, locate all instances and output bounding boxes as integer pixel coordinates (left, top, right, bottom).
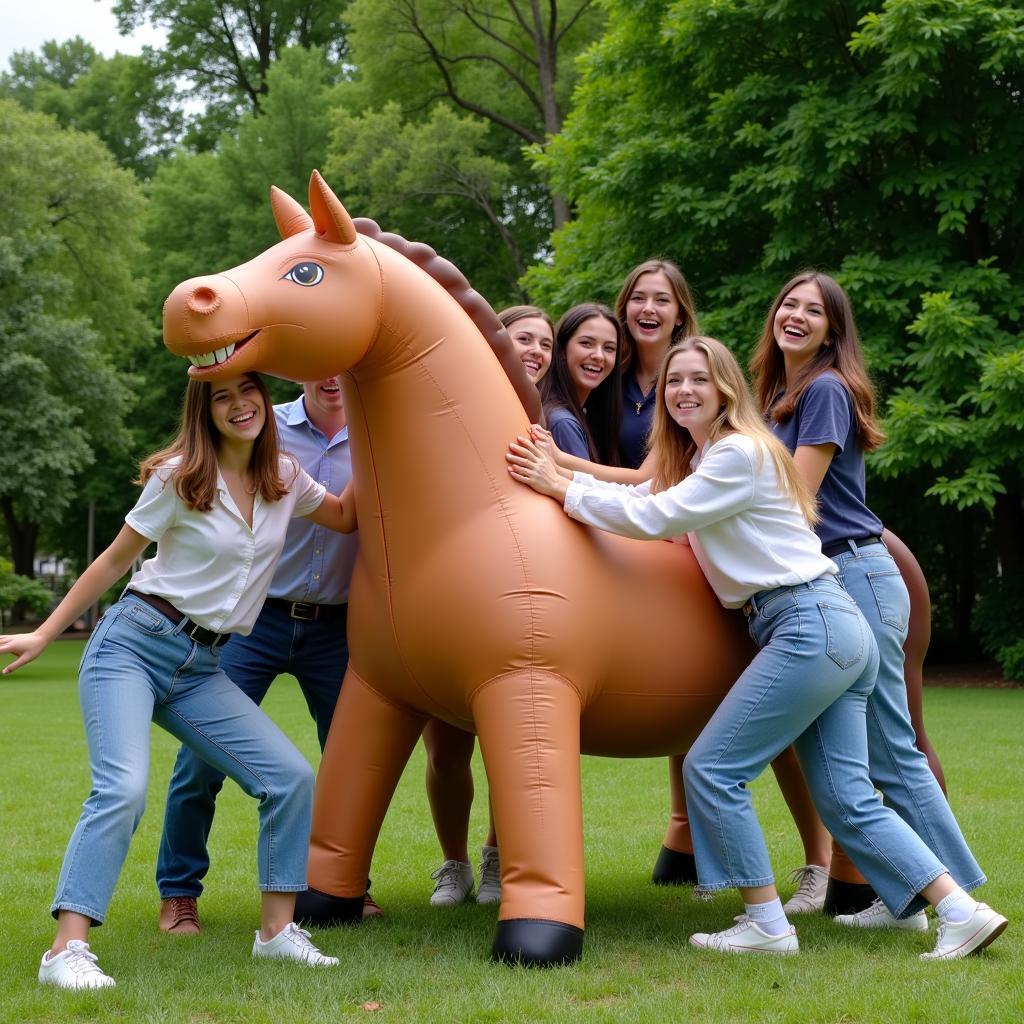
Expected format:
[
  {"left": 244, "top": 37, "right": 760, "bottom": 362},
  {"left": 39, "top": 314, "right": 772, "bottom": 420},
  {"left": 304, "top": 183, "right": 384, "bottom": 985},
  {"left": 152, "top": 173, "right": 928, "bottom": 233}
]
[{"left": 185, "top": 330, "right": 260, "bottom": 373}]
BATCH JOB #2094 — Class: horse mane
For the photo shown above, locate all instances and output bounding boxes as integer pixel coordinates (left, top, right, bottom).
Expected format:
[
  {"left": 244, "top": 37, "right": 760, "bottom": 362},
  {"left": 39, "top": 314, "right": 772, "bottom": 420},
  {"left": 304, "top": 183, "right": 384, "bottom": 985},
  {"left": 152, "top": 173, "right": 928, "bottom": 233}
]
[{"left": 353, "top": 218, "right": 542, "bottom": 423}]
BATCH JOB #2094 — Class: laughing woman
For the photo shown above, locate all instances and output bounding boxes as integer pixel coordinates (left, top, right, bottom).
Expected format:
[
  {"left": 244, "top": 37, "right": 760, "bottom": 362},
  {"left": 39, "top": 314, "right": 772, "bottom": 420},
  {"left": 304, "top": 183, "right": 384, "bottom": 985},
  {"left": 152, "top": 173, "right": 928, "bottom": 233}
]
[
  {"left": 541, "top": 303, "right": 623, "bottom": 464},
  {"left": 0, "top": 373, "right": 353, "bottom": 989}
]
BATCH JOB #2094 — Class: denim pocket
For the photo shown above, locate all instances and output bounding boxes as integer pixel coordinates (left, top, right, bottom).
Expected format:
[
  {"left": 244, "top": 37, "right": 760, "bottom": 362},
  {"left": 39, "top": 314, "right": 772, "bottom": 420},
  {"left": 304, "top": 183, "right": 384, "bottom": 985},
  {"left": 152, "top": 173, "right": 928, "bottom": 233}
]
[
  {"left": 867, "top": 569, "right": 910, "bottom": 635},
  {"left": 817, "top": 600, "right": 865, "bottom": 670},
  {"left": 757, "top": 588, "right": 798, "bottom": 622},
  {"left": 121, "top": 601, "right": 177, "bottom": 637}
]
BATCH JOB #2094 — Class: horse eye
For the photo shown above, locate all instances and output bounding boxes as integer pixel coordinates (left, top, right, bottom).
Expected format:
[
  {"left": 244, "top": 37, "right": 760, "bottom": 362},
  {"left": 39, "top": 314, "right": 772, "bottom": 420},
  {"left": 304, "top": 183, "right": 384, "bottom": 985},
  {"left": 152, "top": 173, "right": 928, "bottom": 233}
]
[{"left": 283, "top": 262, "right": 324, "bottom": 286}]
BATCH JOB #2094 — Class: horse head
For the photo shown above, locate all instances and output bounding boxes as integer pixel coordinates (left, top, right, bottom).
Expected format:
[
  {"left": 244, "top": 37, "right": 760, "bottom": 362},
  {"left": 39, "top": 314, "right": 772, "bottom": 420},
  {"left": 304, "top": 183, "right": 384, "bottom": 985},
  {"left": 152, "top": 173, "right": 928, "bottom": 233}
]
[{"left": 162, "top": 171, "right": 382, "bottom": 382}]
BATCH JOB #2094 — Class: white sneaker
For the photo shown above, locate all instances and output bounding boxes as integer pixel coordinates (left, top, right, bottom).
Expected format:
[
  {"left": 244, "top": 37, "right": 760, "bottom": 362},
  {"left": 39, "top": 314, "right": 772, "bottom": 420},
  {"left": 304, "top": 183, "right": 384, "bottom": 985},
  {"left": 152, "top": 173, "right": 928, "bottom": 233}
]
[
  {"left": 689, "top": 919, "right": 798, "bottom": 956},
  {"left": 38, "top": 940, "right": 116, "bottom": 989},
  {"left": 921, "top": 903, "right": 1008, "bottom": 961},
  {"left": 781, "top": 864, "right": 829, "bottom": 914},
  {"left": 476, "top": 846, "right": 501, "bottom": 905},
  {"left": 429, "top": 859, "right": 474, "bottom": 906},
  {"left": 252, "top": 922, "right": 339, "bottom": 966},
  {"left": 834, "top": 898, "right": 928, "bottom": 931}
]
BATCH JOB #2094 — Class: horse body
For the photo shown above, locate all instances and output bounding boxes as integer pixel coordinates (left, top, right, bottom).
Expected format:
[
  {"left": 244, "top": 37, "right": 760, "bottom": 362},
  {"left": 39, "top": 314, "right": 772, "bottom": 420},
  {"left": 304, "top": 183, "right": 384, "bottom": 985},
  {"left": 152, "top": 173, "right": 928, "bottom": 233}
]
[{"left": 163, "top": 172, "right": 749, "bottom": 964}]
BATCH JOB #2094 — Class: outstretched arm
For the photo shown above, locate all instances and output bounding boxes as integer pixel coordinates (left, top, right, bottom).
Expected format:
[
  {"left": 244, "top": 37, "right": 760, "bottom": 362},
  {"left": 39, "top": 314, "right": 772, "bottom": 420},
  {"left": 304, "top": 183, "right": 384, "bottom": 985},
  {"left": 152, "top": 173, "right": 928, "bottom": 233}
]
[{"left": 0, "top": 524, "right": 151, "bottom": 675}]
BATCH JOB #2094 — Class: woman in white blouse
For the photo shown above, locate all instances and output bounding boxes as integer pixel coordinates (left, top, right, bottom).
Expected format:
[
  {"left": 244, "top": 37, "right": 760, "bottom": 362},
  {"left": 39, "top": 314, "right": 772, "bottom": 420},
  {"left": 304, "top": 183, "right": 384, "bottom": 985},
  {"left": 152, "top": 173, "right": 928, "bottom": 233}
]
[
  {"left": 0, "top": 373, "right": 353, "bottom": 989},
  {"left": 507, "top": 337, "right": 1006, "bottom": 961}
]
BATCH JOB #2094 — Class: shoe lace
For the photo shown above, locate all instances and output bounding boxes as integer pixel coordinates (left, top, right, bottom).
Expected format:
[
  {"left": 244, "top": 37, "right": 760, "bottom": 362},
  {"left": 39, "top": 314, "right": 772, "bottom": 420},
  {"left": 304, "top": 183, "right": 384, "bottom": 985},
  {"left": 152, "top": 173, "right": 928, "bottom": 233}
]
[
  {"left": 280, "top": 923, "right": 325, "bottom": 963},
  {"left": 431, "top": 861, "right": 466, "bottom": 893},
  {"left": 167, "top": 896, "right": 200, "bottom": 930},
  {"left": 857, "top": 898, "right": 889, "bottom": 920},
  {"left": 62, "top": 941, "right": 103, "bottom": 976},
  {"left": 706, "top": 919, "right": 758, "bottom": 949},
  {"left": 479, "top": 851, "right": 500, "bottom": 887},
  {"left": 786, "top": 865, "right": 823, "bottom": 898}
]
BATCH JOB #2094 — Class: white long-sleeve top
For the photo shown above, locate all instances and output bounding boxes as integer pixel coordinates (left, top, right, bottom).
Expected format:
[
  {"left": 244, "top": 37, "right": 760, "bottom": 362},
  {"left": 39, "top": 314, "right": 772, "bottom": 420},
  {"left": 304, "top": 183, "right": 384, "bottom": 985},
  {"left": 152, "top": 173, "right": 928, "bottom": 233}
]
[{"left": 563, "top": 433, "right": 835, "bottom": 608}]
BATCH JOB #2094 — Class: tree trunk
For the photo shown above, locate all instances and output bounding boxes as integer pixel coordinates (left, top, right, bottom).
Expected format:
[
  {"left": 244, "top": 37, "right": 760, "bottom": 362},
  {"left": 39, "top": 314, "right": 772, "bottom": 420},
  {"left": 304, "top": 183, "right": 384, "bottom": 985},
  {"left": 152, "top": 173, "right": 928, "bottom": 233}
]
[
  {"left": 1, "top": 497, "right": 38, "bottom": 579},
  {"left": 992, "top": 487, "right": 1023, "bottom": 576}
]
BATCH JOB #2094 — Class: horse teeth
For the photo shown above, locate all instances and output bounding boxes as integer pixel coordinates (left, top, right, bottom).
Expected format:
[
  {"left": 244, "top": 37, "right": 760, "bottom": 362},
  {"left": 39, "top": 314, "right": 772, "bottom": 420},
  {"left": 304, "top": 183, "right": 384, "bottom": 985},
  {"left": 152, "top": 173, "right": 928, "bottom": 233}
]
[
  {"left": 197, "top": 351, "right": 216, "bottom": 366},
  {"left": 187, "top": 356, "right": 200, "bottom": 367},
  {"left": 214, "top": 346, "right": 228, "bottom": 363}
]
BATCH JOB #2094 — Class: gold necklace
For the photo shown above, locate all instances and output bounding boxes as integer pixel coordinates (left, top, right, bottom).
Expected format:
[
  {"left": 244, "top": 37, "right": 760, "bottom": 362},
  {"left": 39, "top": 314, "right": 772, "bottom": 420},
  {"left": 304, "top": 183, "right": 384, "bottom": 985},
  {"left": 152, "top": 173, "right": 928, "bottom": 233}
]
[{"left": 635, "top": 376, "right": 657, "bottom": 414}]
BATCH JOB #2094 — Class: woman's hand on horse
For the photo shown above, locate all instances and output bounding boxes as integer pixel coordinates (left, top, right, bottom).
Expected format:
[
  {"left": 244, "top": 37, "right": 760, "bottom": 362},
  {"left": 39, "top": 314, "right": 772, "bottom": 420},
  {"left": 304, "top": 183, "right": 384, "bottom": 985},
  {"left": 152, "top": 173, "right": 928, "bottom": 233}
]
[{"left": 507, "top": 436, "right": 571, "bottom": 502}]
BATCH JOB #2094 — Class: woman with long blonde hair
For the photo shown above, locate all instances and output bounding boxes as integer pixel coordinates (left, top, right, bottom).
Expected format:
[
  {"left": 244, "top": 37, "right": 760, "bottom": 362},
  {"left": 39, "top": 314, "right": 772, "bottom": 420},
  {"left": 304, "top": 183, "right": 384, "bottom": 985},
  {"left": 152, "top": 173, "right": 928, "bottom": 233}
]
[{"left": 507, "top": 337, "right": 1006, "bottom": 960}]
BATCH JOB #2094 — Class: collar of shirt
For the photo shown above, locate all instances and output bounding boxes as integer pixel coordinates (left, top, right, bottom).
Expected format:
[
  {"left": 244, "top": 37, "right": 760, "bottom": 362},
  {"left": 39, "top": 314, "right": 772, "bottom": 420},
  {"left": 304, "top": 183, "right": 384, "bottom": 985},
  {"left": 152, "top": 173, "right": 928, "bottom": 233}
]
[{"left": 281, "top": 395, "right": 350, "bottom": 448}]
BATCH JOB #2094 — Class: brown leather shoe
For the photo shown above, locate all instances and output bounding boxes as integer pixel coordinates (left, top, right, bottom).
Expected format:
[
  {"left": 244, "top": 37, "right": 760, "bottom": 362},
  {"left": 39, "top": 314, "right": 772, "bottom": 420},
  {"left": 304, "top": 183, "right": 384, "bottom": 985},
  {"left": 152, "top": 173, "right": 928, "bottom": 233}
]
[
  {"left": 362, "top": 893, "right": 384, "bottom": 920},
  {"left": 159, "top": 896, "right": 201, "bottom": 934}
]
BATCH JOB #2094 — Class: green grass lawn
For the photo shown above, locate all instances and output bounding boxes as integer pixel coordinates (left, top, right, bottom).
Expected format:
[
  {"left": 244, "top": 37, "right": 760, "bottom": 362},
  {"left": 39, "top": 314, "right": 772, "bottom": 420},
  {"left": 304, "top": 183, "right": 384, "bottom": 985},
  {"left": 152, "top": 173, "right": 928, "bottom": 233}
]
[{"left": 1, "top": 640, "right": 1021, "bottom": 1022}]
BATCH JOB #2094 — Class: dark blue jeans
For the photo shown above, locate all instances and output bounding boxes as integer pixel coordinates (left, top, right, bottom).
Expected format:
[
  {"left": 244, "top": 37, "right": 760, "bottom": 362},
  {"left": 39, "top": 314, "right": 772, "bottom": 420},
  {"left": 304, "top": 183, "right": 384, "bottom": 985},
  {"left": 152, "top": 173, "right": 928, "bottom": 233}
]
[{"left": 156, "top": 600, "right": 348, "bottom": 899}]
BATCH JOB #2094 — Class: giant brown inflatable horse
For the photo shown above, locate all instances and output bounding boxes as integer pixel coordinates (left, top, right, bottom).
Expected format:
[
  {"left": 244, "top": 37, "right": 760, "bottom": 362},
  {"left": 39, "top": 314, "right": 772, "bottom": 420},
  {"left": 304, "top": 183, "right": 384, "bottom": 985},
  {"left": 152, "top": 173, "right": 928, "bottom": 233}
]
[{"left": 163, "top": 172, "right": 752, "bottom": 965}]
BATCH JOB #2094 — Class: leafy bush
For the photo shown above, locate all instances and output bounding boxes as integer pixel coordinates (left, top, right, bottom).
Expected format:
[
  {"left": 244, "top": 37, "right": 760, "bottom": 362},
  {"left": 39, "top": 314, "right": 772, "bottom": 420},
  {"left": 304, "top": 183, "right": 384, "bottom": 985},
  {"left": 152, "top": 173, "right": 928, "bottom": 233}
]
[
  {"left": 0, "top": 558, "right": 53, "bottom": 626},
  {"left": 996, "top": 640, "right": 1024, "bottom": 685},
  {"left": 971, "top": 574, "right": 1024, "bottom": 659}
]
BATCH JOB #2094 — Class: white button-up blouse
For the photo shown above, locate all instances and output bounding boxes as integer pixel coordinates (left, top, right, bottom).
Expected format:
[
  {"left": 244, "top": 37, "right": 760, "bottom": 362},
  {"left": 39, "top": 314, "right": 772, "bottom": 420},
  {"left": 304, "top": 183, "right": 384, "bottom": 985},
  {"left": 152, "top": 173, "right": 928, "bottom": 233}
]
[{"left": 125, "top": 456, "right": 326, "bottom": 635}]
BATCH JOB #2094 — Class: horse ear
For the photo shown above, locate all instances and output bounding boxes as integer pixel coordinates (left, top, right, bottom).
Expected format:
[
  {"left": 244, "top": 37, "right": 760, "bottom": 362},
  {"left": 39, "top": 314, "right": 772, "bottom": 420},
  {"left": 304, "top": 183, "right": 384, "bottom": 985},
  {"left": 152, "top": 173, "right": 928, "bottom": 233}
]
[
  {"left": 308, "top": 170, "right": 357, "bottom": 245},
  {"left": 270, "top": 186, "right": 313, "bottom": 239}
]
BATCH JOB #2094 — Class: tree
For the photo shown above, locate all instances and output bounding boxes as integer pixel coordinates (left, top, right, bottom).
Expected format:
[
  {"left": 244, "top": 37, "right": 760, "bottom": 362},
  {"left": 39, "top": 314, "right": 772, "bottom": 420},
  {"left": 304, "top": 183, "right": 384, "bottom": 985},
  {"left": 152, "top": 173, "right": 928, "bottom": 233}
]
[
  {"left": 329, "top": 0, "right": 603, "bottom": 293},
  {"left": 528, "top": 0, "right": 1024, "bottom": 647},
  {"left": 0, "top": 558, "right": 53, "bottom": 627},
  {"left": 1, "top": 38, "right": 184, "bottom": 178},
  {"left": 0, "top": 101, "right": 142, "bottom": 578},
  {"left": 112, "top": 0, "right": 349, "bottom": 139}
]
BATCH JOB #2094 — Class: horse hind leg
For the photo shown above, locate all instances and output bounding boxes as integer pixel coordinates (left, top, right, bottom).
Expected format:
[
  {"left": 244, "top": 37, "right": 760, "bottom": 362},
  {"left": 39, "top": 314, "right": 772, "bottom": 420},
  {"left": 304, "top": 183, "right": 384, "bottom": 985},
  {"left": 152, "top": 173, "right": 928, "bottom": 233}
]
[
  {"left": 297, "top": 670, "right": 425, "bottom": 925},
  {"left": 472, "top": 670, "right": 585, "bottom": 967}
]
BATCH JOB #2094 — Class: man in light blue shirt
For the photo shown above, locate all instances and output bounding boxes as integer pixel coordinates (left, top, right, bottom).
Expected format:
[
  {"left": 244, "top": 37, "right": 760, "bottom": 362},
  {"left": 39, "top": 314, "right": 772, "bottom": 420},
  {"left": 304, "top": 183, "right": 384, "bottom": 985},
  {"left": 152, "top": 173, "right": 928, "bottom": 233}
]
[{"left": 155, "top": 378, "right": 369, "bottom": 932}]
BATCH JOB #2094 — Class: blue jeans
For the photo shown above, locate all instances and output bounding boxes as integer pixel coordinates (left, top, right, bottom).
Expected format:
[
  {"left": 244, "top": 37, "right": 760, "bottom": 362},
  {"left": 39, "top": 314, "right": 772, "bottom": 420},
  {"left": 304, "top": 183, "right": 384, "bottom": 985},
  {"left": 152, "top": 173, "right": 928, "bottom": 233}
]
[
  {"left": 52, "top": 595, "right": 314, "bottom": 924},
  {"left": 156, "top": 600, "right": 347, "bottom": 899},
  {"left": 684, "top": 576, "right": 948, "bottom": 918},
  {"left": 832, "top": 539, "right": 985, "bottom": 892}
]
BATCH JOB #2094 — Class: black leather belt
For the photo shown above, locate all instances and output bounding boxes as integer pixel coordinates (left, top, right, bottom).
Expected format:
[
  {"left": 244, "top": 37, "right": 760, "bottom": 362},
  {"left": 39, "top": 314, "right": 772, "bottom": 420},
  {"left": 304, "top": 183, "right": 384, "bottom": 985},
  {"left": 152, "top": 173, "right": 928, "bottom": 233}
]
[
  {"left": 265, "top": 598, "right": 346, "bottom": 622},
  {"left": 127, "top": 590, "right": 229, "bottom": 647},
  {"left": 821, "top": 534, "right": 884, "bottom": 558}
]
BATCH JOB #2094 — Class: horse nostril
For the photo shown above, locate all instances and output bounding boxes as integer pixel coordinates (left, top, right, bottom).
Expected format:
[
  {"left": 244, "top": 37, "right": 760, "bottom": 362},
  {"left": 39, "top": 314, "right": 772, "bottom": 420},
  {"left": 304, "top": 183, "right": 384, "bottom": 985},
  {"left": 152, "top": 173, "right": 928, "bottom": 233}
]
[{"left": 188, "top": 286, "right": 221, "bottom": 314}]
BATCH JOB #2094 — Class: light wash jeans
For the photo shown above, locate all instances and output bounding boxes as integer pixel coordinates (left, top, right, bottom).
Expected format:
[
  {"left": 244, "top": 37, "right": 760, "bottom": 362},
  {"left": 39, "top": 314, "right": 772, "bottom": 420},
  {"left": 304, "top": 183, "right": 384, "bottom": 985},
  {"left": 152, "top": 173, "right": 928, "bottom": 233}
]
[
  {"left": 832, "top": 538, "right": 985, "bottom": 892},
  {"left": 684, "top": 575, "right": 948, "bottom": 919},
  {"left": 157, "top": 599, "right": 347, "bottom": 899},
  {"left": 51, "top": 594, "right": 314, "bottom": 925}
]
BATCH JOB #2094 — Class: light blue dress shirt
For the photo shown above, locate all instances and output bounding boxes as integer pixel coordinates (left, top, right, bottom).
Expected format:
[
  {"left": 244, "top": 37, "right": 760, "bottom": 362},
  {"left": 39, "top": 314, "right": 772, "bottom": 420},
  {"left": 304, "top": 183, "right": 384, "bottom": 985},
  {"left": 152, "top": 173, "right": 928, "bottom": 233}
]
[{"left": 268, "top": 396, "right": 359, "bottom": 605}]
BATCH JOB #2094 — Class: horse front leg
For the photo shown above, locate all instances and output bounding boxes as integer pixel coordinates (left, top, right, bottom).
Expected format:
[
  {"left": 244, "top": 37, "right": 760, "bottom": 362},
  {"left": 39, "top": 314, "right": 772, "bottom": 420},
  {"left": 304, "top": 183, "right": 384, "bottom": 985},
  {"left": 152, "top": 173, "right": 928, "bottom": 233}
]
[
  {"left": 473, "top": 671, "right": 585, "bottom": 967},
  {"left": 297, "top": 670, "right": 425, "bottom": 925}
]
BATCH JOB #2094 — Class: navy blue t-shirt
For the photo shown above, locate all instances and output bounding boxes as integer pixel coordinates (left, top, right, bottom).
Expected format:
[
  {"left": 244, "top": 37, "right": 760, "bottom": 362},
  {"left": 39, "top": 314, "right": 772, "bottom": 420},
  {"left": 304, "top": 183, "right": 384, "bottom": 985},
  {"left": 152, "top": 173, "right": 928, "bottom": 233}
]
[
  {"left": 547, "top": 404, "right": 592, "bottom": 461},
  {"left": 770, "top": 372, "right": 882, "bottom": 548},
  {"left": 618, "top": 374, "right": 656, "bottom": 469}
]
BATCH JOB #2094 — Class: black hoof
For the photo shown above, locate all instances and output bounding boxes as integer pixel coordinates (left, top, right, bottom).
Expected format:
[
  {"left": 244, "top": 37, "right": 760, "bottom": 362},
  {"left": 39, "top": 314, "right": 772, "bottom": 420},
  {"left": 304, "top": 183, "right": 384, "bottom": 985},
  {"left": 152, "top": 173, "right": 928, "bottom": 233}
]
[
  {"left": 295, "top": 887, "right": 364, "bottom": 927},
  {"left": 823, "top": 877, "right": 878, "bottom": 917},
  {"left": 651, "top": 845, "right": 699, "bottom": 886},
  {"left": 491, "top": 919, "right": 584, "bottom": 967}
]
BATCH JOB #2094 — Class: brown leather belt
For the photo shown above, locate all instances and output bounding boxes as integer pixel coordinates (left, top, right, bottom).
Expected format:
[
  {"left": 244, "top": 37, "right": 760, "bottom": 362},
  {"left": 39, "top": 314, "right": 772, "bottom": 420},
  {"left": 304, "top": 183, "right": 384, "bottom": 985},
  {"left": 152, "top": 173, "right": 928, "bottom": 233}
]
[
  {"left": 265, "top": 598, "right": 346, "bottom": 622},
  {"left": 126, "top": 590, "right": 229, "bottom": 647}
]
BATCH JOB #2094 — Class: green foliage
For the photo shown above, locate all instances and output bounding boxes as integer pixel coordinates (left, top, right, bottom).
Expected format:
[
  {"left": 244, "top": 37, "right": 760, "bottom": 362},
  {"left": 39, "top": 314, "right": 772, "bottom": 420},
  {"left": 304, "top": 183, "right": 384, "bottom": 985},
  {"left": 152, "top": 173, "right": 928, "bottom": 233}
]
[
  {"left": 337, "top": 0, "right": 606, "bottom": 303},
  {"left": 971, "top": 574, "right": 1024, "bottom": 659},
  {"left": 0, "top": 558, "right": 52, "bottom": 625},
  {"left": 997, "top": 638, "right": 1024, "bottom": 683},
  {"left": 531, "top": 0, "right": 1024, "bottom": 642},
  {"left": 0, "top": 101, "right": 142, "bottom": 574},
  {"left": 0, "top": 38, "right": 184, "bottom": 178},
  {"left": 112, "top": 0, "right": 349, "bottom": 142}
]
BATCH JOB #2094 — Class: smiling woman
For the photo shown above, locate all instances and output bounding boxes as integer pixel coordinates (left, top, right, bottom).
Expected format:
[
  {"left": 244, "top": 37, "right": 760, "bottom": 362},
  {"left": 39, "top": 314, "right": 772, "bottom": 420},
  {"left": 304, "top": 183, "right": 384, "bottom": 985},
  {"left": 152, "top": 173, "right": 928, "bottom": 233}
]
[
  {"left": 540, "top": 303, "right": 624, "bottom": 464},
  {"left": 0, "top": 370, "right": 356, "bottom": 990}
]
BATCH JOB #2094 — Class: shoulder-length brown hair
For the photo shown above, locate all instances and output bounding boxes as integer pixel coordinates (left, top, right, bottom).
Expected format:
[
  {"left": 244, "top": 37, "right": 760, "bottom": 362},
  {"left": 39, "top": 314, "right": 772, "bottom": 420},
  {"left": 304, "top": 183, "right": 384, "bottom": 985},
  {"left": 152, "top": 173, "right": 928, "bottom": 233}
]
[
  {"left": 648, "top": 337, "right": 818, "bottom": 525},
  {"left": 749, "top": 271, "right": 884, "bottom": 451},
  {"left": 138, "top": 373, "right": 290, "bottom": 511},
  {"left": 614, "top": 258, "right": 699, "bottom": 374},
  {"left": 541, "top": 302, "right": 623, "bottom": 466}
]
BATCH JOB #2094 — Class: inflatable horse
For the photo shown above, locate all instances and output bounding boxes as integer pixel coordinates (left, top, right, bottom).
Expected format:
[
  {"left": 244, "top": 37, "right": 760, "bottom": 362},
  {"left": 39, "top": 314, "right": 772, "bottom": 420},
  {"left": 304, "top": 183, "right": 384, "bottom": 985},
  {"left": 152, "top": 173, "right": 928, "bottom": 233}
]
[{"left": 162, "top": 172, "right": 752, "bottom": 965}]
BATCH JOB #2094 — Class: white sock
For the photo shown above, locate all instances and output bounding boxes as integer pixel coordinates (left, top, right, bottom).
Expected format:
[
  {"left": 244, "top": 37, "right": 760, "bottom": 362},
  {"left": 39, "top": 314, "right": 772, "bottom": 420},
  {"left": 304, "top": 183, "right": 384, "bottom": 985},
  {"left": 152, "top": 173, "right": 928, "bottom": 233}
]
[
  {"left": 744, "top": 897, "right": 791, "bottom": 936},
  {"left": 935, "top": 888, "right": 977, "bottom": 925}
]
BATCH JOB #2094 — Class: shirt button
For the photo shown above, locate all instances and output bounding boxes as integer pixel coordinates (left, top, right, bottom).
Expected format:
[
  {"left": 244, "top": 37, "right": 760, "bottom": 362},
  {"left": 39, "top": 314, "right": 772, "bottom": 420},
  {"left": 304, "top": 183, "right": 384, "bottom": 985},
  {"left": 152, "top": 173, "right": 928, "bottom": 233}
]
[{"left": 313, "top": 574, "right": 320, "bottom": 580}]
